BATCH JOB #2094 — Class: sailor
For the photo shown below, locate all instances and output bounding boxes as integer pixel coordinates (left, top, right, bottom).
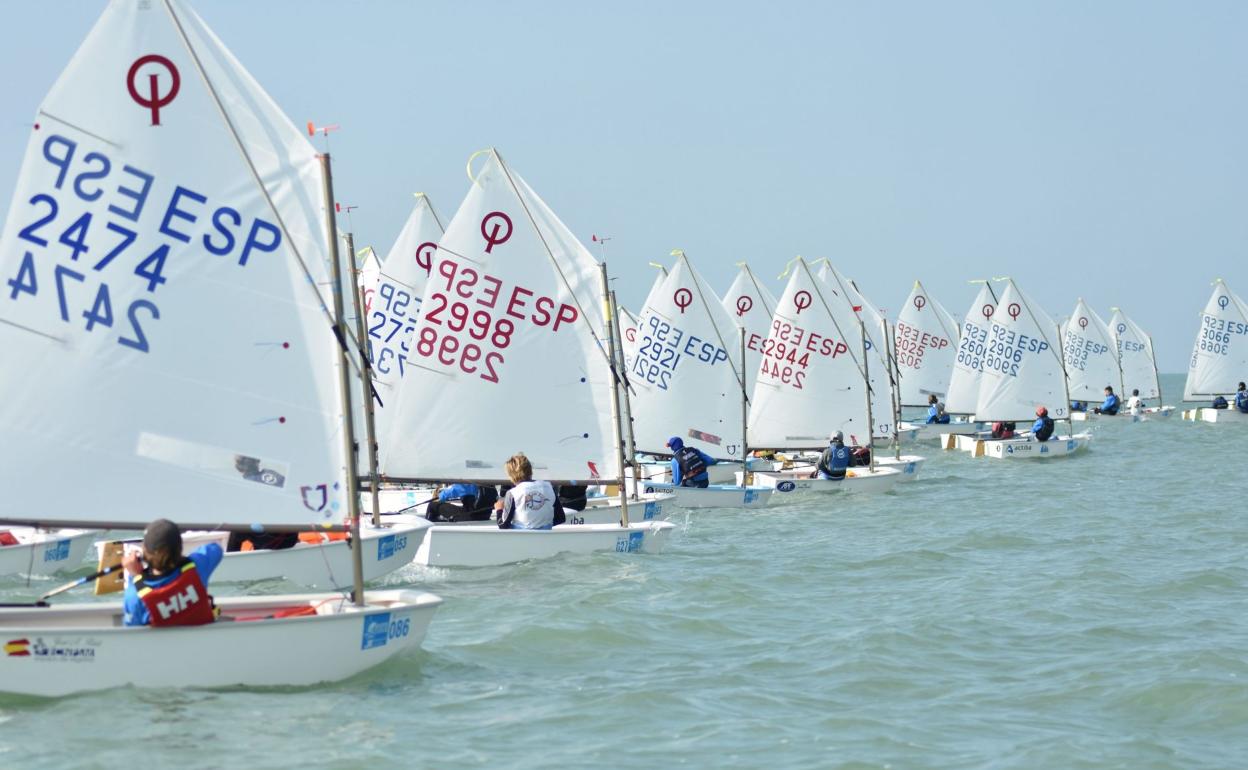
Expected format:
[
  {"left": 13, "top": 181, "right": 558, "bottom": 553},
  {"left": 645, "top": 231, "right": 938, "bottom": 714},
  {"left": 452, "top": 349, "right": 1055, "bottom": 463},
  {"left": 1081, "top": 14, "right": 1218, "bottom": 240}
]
[
  {"left": 925, "top": 394, "right": 951, "bottom": 425},
  {"left": 1125, "top": 388, "right": 1145, "bottom": 415},
  {"left": 816, "top": 432, "right": 851, "bottom": 480},
  {"left": 666, "top": 437, "right": 716, "bottom": 488},
  {"left": 495, "top": 454, "right": 566, "bottom": 530},
  {"left": 1236, "top": 382, "right": 1248, "bottom": 413},
  {"left": 1093, "top": 386, "right": 1120, "bottom": 416},
  {"left": 1032, "top": 406, "right": 1055, "bottom": 442},
  {"left": 1070, "top": 400, "right": 1087, "bottom": 412},
  {"left": 427, "top": 483, "right": 497, "bottom": 523},
  {"left": 990, "top": 421, "right": 1017, "bottom": 439},
  {"left": 122, "top": 519, "right": 222, "bottom": 627},
  {"left": 558, "top": 484, "right": 589, "bottom": 512}
]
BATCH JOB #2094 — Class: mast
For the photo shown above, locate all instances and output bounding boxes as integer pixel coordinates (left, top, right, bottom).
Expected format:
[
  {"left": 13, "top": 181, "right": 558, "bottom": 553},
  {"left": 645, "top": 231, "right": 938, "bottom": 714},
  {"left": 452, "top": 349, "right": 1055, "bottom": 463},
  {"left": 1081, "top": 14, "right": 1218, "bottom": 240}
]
[
  {"left": 1148, "top": 332, "right": 1164, "bottom": 407},
  {"left": 600, "top": 264, "right": 630, "bottom": 527},
  {"left": 1055, "top": 321, "right": 1076, "bottom": 438},
  {"left": 320, "top": 153, "right": 366, "bottom": 605},
  {"left": 739, "top": 326, "right": 749, "bottom": 484},
  {"left": 609, "top": 290, "right": 643, "bottom": 497},
  {"left": 884, "top": 318, "right": 902, "bottom": 460},
  {"left": 860, "top": 315, "right": 876, "bottom": 472},
  {"left": 343, "top": 232, "right": 382, "bottom": 527}
]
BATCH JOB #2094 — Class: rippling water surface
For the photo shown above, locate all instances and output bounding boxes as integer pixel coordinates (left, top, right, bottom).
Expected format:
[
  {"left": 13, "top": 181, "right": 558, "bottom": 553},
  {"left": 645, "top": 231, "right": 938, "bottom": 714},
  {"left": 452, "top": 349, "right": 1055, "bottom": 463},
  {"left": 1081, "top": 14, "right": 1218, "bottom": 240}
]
[{"left": 2, "top": 377, "right": 1246, "bottom": 769}]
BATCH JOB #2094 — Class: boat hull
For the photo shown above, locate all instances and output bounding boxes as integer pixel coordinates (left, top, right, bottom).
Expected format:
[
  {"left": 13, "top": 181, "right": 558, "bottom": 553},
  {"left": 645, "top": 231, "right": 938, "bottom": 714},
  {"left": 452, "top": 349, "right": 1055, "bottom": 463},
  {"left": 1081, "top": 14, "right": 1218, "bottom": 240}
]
[
  {"left": 874, "top": 454, "right": 926, "bottom": 481},
  {"left": 0, "top": 529, "right": 97, "bottom": 578},
  {"left": 93, "top": 522, "right": 431, "bottom": 588},
  {"left": 974, "top": 434, "right": 1093, "bottom": 459},
  {"left": 414, "top": 521, "right": 675, "bottom": 568},
  {"left": 749, "top": 466, "right": 902, "bottom": 495},
  {"left": 1184, "top": 407, "right": 1248, "bottom": 423},
  {"left": 641, "top": 483, "right": 775, "bottom": 509},
  {"left": 0, "top": 589, "right": 442, "bottom": 698}
]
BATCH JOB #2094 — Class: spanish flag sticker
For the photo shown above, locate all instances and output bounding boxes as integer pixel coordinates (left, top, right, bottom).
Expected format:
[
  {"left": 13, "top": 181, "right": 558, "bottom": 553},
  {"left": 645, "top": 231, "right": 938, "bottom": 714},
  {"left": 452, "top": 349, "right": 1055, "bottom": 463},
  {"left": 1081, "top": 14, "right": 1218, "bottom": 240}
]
[{"left": 4, "top": 639, "right": 30, "bottom": 656}]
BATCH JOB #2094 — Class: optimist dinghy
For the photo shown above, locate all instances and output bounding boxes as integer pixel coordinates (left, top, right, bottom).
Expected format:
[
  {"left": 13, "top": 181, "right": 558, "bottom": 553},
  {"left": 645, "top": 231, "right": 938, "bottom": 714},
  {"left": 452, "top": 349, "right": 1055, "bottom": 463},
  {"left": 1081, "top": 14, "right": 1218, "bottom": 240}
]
[
  {"left": 938, "top": 281, "right": 1000, "bottom": 448},
  {"left": 744, "top": 258, "right": 902, "bottom": 494},
  {"left": 1108, "top": 308, "right": 1173, "bottom": 420},
  {"left": 0, "top": 0, "right": 441, "bottom": 697},
  {"left": 377, "top": 149, "right": 673, "bottom": 560},
  {"left": 967, "top": 280, "right": 1091, "bottom": 459},
  {"left": 893, "top": 280, "right": 959, "bottom": 445},
  {"left": 625, "top": 251, "right": 777, "bottom": 508},
  {"left": 1181, "top": 280, "right": 1248, "bottom": 424}
]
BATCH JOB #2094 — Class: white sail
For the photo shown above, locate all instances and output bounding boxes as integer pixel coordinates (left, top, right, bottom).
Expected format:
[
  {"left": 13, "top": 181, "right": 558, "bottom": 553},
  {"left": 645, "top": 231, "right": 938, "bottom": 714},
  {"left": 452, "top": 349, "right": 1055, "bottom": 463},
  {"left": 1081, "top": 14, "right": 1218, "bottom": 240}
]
[
  {"left": 622, "top": 263, "right": 668, "bottom": 368},
  {"left": 816, "top": 262, "right": 894, "bottom": 437},
  {"left": 721, "top": 263, "right": 778, "bottom": 394},
  {"left": 975, "top": 280, "right": 1069, "bottom": 421},
  {"left": 945, "top": 283, "right": 999, "bottom": 415},
  {"left": 895, "top": 281, "right": 959, "bottom": 406},
  {"left": 1183, "top": 280, "right": 1248, "bottom": 400},
  {"left": 0, "top": 0, "right": 347, "bottom": 526},
  {"left": 1108, "top": 308, "right": 1160, "bottom": 400},
  {"left": 365, "top": 195, "right": 445, "bottom": 442},
  {"left": 1061, "top": 298, "right": 1121, "bottom": 400},
  {"left": 748, "top": 258, "right": 869, "bottom": 449},
  {"left": 380, "top": 150, "right": 617, "bottom": 481},
  {"left": 619, "top": 305, "right": 641, "bottom": 373},
  {"left": 630, "top": 252, "right": 744, "bottom": 458}
]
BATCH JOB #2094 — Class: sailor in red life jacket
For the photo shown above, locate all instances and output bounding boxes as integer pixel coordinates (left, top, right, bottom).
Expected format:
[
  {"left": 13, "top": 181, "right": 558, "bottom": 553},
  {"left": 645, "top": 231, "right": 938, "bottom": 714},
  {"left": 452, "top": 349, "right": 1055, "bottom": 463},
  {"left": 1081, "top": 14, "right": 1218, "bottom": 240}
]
[
  {"left": 122, "top": 519, "right": 224, "bottom": 627},
  {"left": 494, "top": 453, "right": 567, "bottom": 530}
]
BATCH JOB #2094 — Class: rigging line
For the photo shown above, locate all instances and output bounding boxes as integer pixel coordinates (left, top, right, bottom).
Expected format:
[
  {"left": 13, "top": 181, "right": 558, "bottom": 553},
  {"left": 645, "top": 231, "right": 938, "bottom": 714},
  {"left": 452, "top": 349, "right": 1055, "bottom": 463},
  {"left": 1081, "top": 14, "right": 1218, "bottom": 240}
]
[
  {"left": 161, "top": 0, "right": 341, "bottom": 337},
  {"left": 744, "top": 264, "right": 776, "bottom": 319},
  {"left": 678, "top": 252, "right": 747, "bottom": 394},
  {"left": 421, "top": 192, "right": 447, "bottom": 235},
  {"left": 494, "top": 149, "right": 616, "bottom": 371}
]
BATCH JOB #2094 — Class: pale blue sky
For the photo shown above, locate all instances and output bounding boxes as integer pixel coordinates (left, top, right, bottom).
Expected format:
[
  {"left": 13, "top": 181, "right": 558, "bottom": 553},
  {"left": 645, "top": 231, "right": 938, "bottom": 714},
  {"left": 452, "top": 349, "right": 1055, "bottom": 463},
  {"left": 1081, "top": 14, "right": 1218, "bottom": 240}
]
[{"left": 3, "top": 0, "right": 1246, "bottom": 371}]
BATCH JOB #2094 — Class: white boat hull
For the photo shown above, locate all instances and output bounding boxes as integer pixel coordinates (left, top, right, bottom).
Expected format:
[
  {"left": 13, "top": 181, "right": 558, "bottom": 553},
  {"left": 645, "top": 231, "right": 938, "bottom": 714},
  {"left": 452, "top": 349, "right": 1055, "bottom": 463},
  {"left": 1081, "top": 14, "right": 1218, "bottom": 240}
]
[
  {"left": 973, "top": 434, "right": 1093, "bottom": 459},
  {"left": 0, "top": 589, "right": 442, "bottom": 698},
  {"left": 874, "top": 454, "right": 926, "bottom": 481},
  {"left": 565, "top": 495, "right": 674, "bottom": 525},
  {"left": 1184, "top": 407, "right": 1248, "bottom": 423},
  {"left": 93, "top": 521, "right": 431, "bottom": 588},
  {"left": 748, "top": 465, "right": 902, "bottom": 495},
  {"left": 0, "top": 529, "right": 97, "bottom": 577},
  {"left": 414, "top": 521, "right": 675, "bottom": 567},
  {"left": 641, "top": 482, "right": 775, "bottom": 509}
]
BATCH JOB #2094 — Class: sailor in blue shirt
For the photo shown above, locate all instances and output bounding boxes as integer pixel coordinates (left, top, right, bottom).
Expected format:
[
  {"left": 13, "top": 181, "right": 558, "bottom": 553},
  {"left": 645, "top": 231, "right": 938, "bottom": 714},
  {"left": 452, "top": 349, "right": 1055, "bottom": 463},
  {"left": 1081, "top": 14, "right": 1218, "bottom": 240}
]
[
  {"left": 816, "top": 432, "right": 851, "bottom": 479},
  {"left": 1236, "top": 382, "right": 1248, "bottom": 413},
  {"left": 1094, "top": 386, "right": 1120, "bottom": 416},
  {"left": 666, "top": 437, "right": 716, "bottom": 488},
  {"left": 122, "top": 519, "right": 223, "bottom": 627},
  {"left": 925, "top": 394, "right": 951, "bottom": 424}
]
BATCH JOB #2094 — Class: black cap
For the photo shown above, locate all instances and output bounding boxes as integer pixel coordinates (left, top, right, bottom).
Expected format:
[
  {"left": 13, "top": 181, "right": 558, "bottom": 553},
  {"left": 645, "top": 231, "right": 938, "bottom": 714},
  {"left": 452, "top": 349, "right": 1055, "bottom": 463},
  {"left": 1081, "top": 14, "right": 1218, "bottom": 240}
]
[{"left": 143, "top": 518, "right": 182, "bottom": 554}]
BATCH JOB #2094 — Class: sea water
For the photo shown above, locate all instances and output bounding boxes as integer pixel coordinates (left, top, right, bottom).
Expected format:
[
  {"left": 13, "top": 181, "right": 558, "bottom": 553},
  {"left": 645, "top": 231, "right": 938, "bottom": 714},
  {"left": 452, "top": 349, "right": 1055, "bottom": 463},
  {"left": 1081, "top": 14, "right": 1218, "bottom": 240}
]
[{"left": 1, "top": 375, "right": 1245, "bottom": 769}]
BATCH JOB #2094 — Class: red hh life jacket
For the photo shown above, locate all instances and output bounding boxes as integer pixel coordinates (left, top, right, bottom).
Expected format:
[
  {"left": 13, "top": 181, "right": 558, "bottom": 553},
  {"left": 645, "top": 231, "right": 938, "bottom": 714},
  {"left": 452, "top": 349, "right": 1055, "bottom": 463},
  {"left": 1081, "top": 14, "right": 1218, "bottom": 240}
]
[{"left": 134, "top": 559, "right": 217, "bottom": 627}]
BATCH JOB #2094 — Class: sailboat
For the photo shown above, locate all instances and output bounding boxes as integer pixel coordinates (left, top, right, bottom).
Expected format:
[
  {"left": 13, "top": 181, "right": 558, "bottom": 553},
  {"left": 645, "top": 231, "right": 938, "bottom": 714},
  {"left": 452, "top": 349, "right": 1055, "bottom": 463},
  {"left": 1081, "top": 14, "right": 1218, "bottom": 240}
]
[
  {"left": 629, "top": 251, "right": 777, "bottom": 508},
  {"left": 718, "top": 262, "right": 783, "bottom": 481},
  {"left": 965, "top": 280, "right": 1092, "bottom": 459},
  {"left": 939, "top": 281, "right": 998, "bottom": 450},
  {"left": 378, "top": 148, "right": 674, "bottom": 564},
  {"left": 1182, "top": 279, "right": 1248, "bottom": 423},
  {"left": 893, "top": 280, "right": 960, "bottom": 442},
  {"left": 745, "top": 258, "right": 902, "bottom": 495},
  {"left": 1061, "top": 299, "right": 1121, "bottom": 422},
  {"left": 814, "top": 262, "right": 926, "bottom": 479},
  {"left": 1108, "top": 308, "right": 1173, "bottom": 419},
  {"left": 367, "top": 194, "right": 445, "bottom": 444},
  {"left": 0, "top": 0, "right": 440, "bottom": 697}
]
